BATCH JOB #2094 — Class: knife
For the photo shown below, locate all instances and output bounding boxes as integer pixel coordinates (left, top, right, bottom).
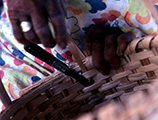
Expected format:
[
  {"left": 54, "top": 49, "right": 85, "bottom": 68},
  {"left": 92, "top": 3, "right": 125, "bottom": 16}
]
[{"left": 24, "top": 44, "right": 91, "bottom": 87}]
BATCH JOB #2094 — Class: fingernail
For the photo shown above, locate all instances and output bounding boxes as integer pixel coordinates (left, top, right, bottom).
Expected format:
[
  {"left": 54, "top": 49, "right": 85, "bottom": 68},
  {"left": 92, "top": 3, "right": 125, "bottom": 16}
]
[
  {"left": 117, "top": 53, "right": 123, "bottom": 56},
  {"left": 99, "top": 70, "right": 106, "bottom": 75},
  {"left": 59, "top": 42, "right": 66, "bottom": 49},
  {"left": 116, "top": 47, "right": 123, "bottom": 56},
  {"left": 116, "top": 47, "right": 119, "bottom": 54},
  {"left": 87, "top": 50, "right": 91, "bottom": 56}
]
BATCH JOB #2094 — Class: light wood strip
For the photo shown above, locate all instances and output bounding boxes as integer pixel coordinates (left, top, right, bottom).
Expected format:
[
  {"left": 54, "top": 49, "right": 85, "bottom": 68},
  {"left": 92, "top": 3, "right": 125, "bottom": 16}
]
[
  {"left": 68, "top": 35, "right": 87, "bottom": 72},
  {"left": 137, "top": 64, "right": 158, "bottom": 73},
  {"left": 129, "top": 50, "right": 154, "bottom": 61}
]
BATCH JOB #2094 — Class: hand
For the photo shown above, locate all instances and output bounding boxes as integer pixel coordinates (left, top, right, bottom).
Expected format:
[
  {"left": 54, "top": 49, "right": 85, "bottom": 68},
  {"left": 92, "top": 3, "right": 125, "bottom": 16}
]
[
  {"left": 7, "top": 0, "right": 68, "bottom": 49},
  {"left": 85, "top": 25, "right": 136, "bottom": 75}
]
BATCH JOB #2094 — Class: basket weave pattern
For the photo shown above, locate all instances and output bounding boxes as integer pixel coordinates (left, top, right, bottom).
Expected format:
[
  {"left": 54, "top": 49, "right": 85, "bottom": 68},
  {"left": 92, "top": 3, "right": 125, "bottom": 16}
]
[{"left": 1, "top": 35, "right": 158, "bottom": 120}]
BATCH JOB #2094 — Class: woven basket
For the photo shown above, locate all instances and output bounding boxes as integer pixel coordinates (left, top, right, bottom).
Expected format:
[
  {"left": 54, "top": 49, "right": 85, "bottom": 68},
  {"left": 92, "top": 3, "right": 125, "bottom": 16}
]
[
  {"left": 76, "top": 80, "right": 158, "bottom": 120},
  {"left": 1, "top": 35, "right": 158, "bottom": 120}
]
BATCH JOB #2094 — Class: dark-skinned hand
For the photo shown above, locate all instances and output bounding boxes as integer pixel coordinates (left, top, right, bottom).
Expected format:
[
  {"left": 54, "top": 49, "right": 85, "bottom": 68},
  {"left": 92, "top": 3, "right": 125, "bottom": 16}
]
[
  {"left": 85, "top": 25, "right": 136, "bottom": 75},
  {"left": 7, "top": 0, "right": 68, "bottom": 48},
  {"left": 7, "top": 0, "right": 136, "bottom": 75}
]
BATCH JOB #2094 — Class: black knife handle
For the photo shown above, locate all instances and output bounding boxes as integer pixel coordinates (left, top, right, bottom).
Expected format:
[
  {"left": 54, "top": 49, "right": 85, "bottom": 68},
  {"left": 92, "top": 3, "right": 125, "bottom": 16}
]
[
  {"left": 24, "top": 44, "right": 91, "bottom": 87},
  {"left": 24, "top": 44, "right": 69, "bottom": 73}
]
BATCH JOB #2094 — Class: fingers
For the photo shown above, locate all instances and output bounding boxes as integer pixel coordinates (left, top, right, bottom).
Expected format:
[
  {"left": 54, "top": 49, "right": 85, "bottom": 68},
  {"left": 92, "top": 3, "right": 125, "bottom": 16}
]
[
  {"left": 91, "top": 30, "right": 136, "bottom": 75},
  {"left": 19, "top": 15, "right": 40, "bottom": 44},
  {"left": 30, "top": 8, "right": 55, "bottom": 48},
  {"left": 46, "top": 0, "right": 68, "bottom": 49},
  {"left": 92, "top": 40, "right": 110, "bottom": 75},
  {"left": 84, "top": 26, "right": 105, "bottom": 55},
  {"left": 10, "top": 19, "right": 30, "bottom": 45},
  {"left": 84, "top": 26, "right": 97, "bottom": 55},
  {"left": 117, "top": 31, "right": 136, "bottom": 54},
  {"left": 24, "top": 29, "right": 40, "bottom": 44},
  {"left": 103, "top": 32, "right": 136, "bottom": 69},
  {"left": 104, "top": 35, "right": 120, "bottom": 68},
  {"left": 8, "top": 0, "right": 65, "bottom": 48}
]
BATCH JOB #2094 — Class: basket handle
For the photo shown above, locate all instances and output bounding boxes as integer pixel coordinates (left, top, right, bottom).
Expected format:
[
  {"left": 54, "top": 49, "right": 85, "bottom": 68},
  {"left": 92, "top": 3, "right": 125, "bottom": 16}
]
[{"left": 0, "top": 79, "right": 11, "bottom": 108}]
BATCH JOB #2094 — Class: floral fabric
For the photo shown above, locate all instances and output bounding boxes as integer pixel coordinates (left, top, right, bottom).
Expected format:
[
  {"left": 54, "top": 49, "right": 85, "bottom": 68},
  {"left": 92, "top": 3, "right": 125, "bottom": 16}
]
[{"left": 0, "top": 0, "right": 158, "bottom": 112}]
